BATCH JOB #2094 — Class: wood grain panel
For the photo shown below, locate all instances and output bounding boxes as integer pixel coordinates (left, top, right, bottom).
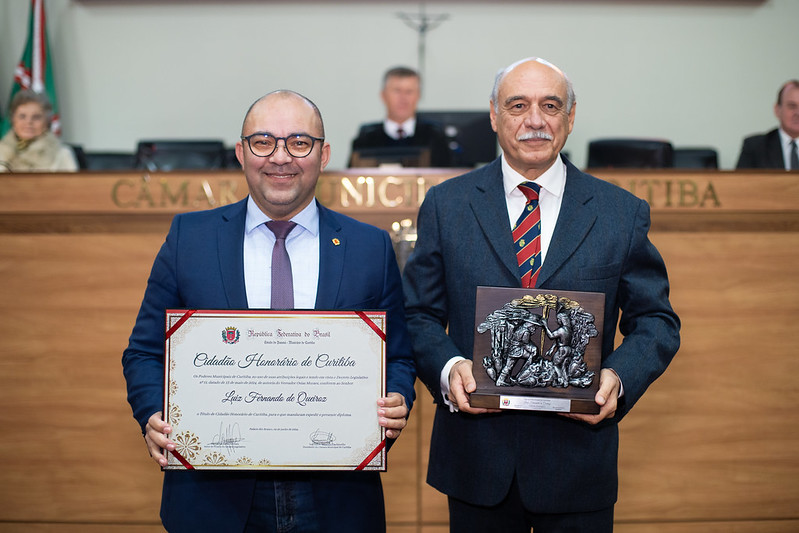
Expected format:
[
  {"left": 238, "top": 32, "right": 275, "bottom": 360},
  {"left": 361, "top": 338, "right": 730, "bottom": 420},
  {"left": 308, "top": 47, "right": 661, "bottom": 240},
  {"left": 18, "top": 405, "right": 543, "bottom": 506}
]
[
  {"left": 1, "top": 171, "right": 797, "bottom": 531},
  {"left": 616, "top": 232, "right": 799, "bottom": 522}
]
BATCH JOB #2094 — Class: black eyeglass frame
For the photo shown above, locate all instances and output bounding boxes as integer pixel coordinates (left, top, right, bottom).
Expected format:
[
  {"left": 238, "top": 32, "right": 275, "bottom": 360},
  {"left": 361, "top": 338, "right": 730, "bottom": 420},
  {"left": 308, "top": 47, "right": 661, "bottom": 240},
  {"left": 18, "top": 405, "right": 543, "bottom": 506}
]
[{"left": 240, "top": 133, "right": 325, "bottom": 158}]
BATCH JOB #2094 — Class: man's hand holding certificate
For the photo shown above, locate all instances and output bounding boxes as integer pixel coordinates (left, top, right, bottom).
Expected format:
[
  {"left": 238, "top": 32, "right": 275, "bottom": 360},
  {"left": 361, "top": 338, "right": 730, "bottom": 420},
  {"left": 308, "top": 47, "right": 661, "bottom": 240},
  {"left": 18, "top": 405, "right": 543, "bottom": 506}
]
[{"left": 158, "top": 309, "right": 391, "bottom": 471}]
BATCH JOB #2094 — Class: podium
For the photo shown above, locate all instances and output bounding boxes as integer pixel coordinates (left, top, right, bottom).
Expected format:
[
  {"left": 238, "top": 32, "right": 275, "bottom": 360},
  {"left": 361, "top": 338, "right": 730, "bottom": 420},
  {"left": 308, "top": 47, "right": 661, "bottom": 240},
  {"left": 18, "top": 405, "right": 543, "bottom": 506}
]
[{"left": 1, "top": 168, "right": 798, "bottom": 531}]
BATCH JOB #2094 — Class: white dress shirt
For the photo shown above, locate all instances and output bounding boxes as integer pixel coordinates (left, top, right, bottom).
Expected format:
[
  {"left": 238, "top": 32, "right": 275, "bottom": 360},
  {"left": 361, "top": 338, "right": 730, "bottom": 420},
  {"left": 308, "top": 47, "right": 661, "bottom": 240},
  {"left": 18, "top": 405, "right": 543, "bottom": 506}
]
[
  {"left": 243, "top": 196, "right": 320, "bottom": 309},
  {"left": 501, "top": 154, "right": 566, "bottom": 265},
  {"left": 384, "top": 117, "right": 416, "bottom": 140},
  {"left": 778, "top": 128, "right": 799, "bottom": 170}
]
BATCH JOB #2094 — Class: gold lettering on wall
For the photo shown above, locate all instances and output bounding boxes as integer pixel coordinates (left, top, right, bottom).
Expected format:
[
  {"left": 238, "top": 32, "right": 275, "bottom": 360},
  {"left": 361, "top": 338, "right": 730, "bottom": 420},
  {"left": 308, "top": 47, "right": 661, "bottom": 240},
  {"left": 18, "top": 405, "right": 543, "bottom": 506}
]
[
  {"left": 111, "top": 175, "right": 243, "bottom": 209},
  {"left": 108, "top": 173, "right": 721, "bottom": 212},
  {"left": 323, "top": 174, "right": 448, "bottom": 209},
  {"left": 607, "top": 178, "right": 722, "bottom": 208}
]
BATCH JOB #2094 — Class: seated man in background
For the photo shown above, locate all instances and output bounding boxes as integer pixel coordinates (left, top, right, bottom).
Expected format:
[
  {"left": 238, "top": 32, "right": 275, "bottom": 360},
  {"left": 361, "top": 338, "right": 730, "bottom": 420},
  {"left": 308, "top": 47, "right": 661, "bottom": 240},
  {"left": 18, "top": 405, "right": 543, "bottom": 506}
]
[
  {"left": 349, "top": 66, "right": 451, "bottom": 167},
  {"left": 736, "top": 79, "right": 799, "bottom": 170},
  {"left": 0, "top": 90, "right": 78, "bottom": 172}
]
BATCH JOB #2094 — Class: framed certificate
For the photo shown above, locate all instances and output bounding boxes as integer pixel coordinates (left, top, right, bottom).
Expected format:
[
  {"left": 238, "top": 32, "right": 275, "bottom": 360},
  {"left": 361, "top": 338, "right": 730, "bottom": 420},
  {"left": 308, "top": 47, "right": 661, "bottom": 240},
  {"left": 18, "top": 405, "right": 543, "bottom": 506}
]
[
  {"left": 469, "top": 287, "right": 604, "bottom": 414},
  {"left": 163, "top": 309, "right": 387, "bottom": 471}
]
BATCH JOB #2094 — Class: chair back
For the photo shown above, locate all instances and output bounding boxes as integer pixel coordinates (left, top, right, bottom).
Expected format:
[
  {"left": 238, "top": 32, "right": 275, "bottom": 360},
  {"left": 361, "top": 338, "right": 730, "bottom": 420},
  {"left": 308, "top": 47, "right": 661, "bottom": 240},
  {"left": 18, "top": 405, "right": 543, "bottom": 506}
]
[
  {"left": 587, "top": 138, "right": 674, "bottom": 168},
  {"left": 135, "top": 140, "right": 227, "bottom": 171},
  {"left": 673, "top": 147, "right": 719, "bottom": 169}
]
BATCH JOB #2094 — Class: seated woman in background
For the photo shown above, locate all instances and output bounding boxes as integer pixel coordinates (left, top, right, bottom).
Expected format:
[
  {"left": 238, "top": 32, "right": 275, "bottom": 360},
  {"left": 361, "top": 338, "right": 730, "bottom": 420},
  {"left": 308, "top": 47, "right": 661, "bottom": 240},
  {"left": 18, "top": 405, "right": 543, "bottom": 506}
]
[{"left": 0, "top": 90, "right": 78, "bottom": 172}]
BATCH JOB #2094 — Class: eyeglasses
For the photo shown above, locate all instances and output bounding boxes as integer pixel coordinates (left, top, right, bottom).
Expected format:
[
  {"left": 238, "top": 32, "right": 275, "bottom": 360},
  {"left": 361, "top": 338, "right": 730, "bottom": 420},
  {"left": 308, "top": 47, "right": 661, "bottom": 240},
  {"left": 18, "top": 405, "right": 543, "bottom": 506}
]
[{"left": 241, "top": 133, "right": 324, "bottom": 158}]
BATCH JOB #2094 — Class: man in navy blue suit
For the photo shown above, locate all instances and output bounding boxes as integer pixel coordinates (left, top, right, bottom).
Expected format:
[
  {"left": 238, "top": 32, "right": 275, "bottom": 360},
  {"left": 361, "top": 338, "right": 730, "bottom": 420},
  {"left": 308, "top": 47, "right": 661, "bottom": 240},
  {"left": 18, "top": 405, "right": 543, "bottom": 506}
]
[
  {"left": 123, "top": 90, "right": 416, "bottom": 532},
  {"left": 403, "top": 57, "right": 680, "bottom": 532}
]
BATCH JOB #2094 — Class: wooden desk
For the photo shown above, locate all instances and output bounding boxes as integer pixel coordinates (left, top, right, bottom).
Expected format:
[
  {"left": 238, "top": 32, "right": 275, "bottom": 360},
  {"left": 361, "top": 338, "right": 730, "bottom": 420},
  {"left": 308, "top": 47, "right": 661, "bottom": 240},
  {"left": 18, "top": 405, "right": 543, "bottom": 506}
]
[{"left": 0, "top": 169, "right": 797, "bottom": 532}]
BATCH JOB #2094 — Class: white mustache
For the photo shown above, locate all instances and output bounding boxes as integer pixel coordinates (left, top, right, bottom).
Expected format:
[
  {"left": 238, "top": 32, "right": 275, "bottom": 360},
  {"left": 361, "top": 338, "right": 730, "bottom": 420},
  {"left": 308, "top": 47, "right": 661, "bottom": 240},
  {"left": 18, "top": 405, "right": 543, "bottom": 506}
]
[{"left": 517, "top": 131, "right": 553, "bottom": 141}]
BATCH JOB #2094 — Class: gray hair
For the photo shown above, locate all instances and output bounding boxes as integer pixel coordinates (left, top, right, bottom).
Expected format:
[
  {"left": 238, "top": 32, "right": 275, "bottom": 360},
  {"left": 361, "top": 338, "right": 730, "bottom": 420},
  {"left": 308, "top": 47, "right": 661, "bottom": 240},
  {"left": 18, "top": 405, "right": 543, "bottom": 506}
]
[
  {"left": 490, "top": 57, "right": 576, "bottom": 114},
  {"left": 10, "top": 89, "right": 54, "bottom": 123}
]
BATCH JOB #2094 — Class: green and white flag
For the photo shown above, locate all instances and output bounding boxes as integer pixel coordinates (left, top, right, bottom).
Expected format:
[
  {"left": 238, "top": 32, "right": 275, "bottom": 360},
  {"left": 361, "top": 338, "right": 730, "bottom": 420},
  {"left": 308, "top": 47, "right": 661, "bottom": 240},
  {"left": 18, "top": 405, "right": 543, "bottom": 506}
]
[{"left": 1, "top": 0, "right": 60, "bottom": 136}]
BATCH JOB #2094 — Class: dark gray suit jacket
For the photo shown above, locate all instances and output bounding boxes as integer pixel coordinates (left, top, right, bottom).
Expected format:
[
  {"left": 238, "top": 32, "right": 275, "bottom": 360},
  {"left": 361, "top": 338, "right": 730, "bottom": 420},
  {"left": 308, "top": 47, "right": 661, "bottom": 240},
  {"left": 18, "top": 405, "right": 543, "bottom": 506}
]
[
  {"left": 736, "top": 128, "right": 785, "bottom": 169},
  {"left": 403, "top": 157, "right": 680, "bottom": 512}
]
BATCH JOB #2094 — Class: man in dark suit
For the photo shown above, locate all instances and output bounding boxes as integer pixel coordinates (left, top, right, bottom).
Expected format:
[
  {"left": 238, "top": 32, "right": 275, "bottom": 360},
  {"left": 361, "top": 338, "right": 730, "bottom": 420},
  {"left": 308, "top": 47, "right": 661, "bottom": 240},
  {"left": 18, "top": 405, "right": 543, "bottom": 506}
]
[
  {"left": 123, "top": 90, "right": 416, "bottom": 533},
  {"left": 349, "top": 66, "right": 451, "bottom": 167},
  {"left": 736, "top": 79, "right": 799, "bottom": 170},
  {"left": 403, "top": 57, "right": 680, "bottom": 532}
]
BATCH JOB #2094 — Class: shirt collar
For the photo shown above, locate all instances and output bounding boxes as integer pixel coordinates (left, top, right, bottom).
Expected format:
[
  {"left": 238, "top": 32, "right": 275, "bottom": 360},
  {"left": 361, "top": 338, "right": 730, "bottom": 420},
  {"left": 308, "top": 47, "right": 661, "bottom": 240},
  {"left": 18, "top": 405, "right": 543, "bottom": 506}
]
[
  {"left": 501, "top": 154, "right": 567, "bottom": 200},
  {"left": 245, "top": 196, "right": 320, "bottom": 237},
  {"left": 778, "top": 128, "right": 798, "bottom": 146},
  {"left": 384, "top": 117, "right": 416, "bottom": 139}
]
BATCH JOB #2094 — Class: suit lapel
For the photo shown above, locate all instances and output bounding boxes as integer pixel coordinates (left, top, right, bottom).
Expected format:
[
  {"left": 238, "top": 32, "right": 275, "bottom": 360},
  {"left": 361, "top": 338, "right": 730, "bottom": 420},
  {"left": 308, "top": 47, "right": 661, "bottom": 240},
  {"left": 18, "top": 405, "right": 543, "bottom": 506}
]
[
  {"left": 768, "top": 129, "right": 785, "bottom": 168},
  {"left": 218, "top": 199, "right": 249, "bottom": 308},
  {"left": 314, "top": 203, "right": 345, "bottom": 309},
  {"left": 537, "top": 163, "right": 598, "bottom": 288},
  {"left": 469, "top": 160, "right": 519, "bottom": 281}
]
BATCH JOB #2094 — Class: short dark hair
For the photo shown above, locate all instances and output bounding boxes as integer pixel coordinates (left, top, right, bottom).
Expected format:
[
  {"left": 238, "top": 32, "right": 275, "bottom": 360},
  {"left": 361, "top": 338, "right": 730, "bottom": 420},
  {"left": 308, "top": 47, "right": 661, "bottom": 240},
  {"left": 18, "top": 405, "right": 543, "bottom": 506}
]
[
  {"left": 777, "top": 80, "right": 799, "bottom": 105},
  {"left": 383, "top": 66, "right": 420, "bottom": 87}
]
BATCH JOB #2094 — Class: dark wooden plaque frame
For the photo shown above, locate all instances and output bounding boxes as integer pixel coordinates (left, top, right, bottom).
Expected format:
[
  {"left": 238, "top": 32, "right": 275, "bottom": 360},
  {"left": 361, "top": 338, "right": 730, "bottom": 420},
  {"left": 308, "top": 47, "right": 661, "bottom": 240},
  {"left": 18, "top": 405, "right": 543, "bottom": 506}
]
[{"left": 469, "top": 286, "right": 604, "bottom": 414}]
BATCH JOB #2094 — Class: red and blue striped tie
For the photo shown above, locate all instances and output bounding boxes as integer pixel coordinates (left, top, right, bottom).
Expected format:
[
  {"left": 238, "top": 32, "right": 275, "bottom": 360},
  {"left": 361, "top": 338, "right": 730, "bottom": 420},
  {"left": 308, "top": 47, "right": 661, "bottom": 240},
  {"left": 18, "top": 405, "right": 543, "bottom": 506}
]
[{"left": 513, "top": 182, "right": 541, "bottom": 288}]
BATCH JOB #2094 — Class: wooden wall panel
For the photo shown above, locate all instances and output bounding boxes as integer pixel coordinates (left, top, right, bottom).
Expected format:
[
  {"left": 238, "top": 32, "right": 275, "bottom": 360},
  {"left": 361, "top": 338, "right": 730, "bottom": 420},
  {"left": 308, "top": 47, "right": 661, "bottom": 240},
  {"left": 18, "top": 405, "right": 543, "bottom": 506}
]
[
  {"left": 1, "top": 170, "right": 797, "bottom": 531},
  {"left": 0, "top": 234, "right": 165, "bottom": 524},
  {"left": 616, "top": 232, "right": 799, "bottom": 523}
]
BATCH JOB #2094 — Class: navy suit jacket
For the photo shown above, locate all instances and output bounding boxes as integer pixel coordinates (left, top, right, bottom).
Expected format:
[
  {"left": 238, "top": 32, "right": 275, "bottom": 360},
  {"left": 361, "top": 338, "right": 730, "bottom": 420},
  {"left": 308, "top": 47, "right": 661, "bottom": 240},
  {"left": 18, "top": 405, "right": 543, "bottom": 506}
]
[
  {"left": 123, "top": 198, "right": 416, "bottom": 533},
  {"left": 736, "top": 128, "right": 785, "bottom": 169},
  {"left": 403, "top": 157, "right": 680, "bottom": 512}
]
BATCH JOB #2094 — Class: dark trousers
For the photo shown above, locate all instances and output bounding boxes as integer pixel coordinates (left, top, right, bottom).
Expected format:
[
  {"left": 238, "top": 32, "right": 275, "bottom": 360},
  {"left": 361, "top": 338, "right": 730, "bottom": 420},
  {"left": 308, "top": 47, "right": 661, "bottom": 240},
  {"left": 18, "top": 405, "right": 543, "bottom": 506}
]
[
  {"left": 245, "top": 475, "right": 320, "bottom": 533},
  {"left": 448, "top": 476, "right": 614, "bottom": 533},
  {"left": 244, "top": 471, "right": 386, "bottom": 533}
]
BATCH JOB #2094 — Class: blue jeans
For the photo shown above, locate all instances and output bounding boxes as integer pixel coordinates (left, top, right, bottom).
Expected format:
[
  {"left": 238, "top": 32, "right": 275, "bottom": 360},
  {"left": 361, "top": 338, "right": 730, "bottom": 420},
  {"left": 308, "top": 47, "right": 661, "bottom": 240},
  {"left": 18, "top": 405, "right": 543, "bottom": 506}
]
[{"left": 245, "top": 475, "right": 320, "bottom": 533}]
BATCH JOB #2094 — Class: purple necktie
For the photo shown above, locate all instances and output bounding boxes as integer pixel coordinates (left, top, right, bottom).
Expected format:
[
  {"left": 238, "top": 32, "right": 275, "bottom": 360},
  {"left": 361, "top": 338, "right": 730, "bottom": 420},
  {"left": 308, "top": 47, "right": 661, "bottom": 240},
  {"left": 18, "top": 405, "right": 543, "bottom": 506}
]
[{"left": 266, "top": 220, "right": 297, "bottom": 309}]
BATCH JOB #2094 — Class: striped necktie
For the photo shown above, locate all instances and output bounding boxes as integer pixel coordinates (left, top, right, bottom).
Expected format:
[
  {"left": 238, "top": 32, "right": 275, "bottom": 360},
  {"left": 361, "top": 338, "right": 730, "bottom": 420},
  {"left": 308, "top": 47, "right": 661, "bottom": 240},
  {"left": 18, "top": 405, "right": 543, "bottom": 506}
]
[{"left": 513, "top": 182, "right": 542, "bottom": 288}]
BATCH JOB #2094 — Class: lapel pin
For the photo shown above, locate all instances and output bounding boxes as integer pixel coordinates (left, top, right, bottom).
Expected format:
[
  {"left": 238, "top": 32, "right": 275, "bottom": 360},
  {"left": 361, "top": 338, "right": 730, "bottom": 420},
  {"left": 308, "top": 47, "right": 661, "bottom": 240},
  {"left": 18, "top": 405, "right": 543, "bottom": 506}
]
[{"left": 332, "top": 238, "right": 341, "bottom": 246}]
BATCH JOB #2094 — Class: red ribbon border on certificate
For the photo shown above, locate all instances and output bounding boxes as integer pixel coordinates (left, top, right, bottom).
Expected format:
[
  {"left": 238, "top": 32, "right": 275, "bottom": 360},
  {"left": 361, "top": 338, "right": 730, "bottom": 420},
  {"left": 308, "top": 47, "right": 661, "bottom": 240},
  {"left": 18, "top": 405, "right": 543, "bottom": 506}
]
[
  {"left": 164, "top": 310, "right": 197, "bottom": 469},
  {"left": 354, "top": 310, "right": 386, "bottom": 341},
  {"left": 165, "top": 309, "right": 196, "bottom": 340},
  {"left": 164, "top": 309, "right": 387, "bottom": 471},
  {"left": 356, "top": 438, "right": 386, "bottom": 470},
  {"left": 353, "top": 311, "right": 386, "bottom": 470},
  {"left": 169, "top": 450, "right": 195, "bottom": 470}
]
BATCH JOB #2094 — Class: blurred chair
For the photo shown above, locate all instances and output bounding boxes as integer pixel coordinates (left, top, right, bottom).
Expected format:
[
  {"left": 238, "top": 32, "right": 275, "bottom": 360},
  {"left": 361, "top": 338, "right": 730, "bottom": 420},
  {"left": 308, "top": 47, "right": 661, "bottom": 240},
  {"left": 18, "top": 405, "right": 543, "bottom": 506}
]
[
  {"left": 134, "top": 139, "right": 227, "bottom": 171},
  {"left": 83, "top": 151, "right": 135, "bottom": 171},
  {"left": 225, "top": 148, "right": 241, "bottom": 170},
  {"left": 69, "top": 144, "right": 88, "bottom": 170},
  {"left": 673, "top": 147, "right": 719, "bottom": 169},
  {"left": 350, "top": 146, "right": 431, "bottom": 168},
  {"left": 587, "top": 138, "right": 674, "bottom": 168},
  {"left": 416, "top": 110, "right": 498, "bottom": 167}
]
